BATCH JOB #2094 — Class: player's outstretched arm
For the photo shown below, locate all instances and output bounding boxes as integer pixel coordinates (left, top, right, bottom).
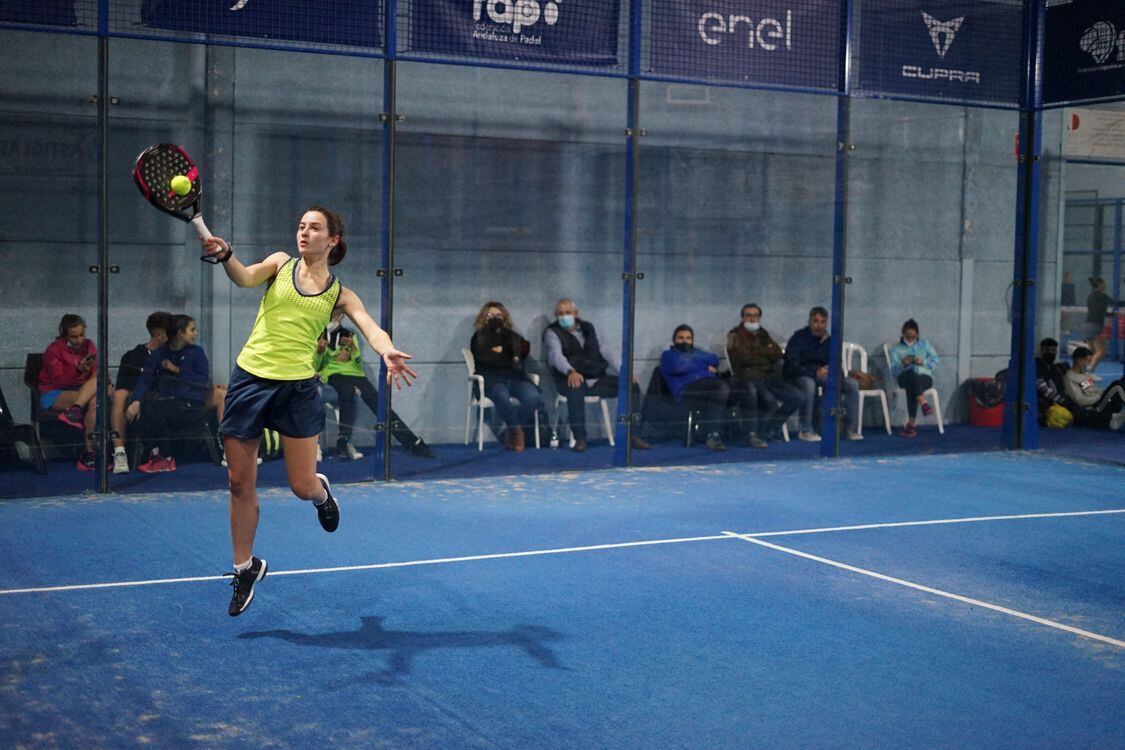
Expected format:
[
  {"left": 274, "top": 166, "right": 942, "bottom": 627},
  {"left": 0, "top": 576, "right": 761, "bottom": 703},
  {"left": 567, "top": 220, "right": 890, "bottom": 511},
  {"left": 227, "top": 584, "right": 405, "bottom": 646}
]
[
  {"left": 202, "top": 236, "right": 288, "bottom": 288},
  {"left": 337, "top": 287, "right": 417, "bottom": 389}
]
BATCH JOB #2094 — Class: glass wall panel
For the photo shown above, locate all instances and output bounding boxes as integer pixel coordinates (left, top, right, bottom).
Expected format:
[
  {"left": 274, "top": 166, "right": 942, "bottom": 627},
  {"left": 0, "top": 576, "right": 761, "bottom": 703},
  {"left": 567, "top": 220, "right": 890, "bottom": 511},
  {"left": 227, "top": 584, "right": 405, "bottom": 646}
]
[
  {"left": 1041, "top": 103, "right": 1125, "bottom": 462},
  {"left": 394, "top": 63, "right": 626, "bottom": 479},
  {"left": 1, "top": 30, "right": 99, "bottom": 496},
  {"left": 841, "top": 100, "right": 1020, "bottom": 457},
  {"left": 106, "top": 41, "right": 383, "bottom": 493},
  {"left": 633, "top": 83, "right": 838, "bottom": 466}
]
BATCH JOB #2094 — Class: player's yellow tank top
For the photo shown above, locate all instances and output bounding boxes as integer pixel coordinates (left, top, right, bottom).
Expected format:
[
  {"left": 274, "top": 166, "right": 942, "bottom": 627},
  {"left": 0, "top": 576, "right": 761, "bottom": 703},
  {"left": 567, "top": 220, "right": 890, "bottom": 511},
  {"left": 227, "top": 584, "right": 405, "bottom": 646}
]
[{"left": 237, "top": 257, "right": 341, "bottom": 380}]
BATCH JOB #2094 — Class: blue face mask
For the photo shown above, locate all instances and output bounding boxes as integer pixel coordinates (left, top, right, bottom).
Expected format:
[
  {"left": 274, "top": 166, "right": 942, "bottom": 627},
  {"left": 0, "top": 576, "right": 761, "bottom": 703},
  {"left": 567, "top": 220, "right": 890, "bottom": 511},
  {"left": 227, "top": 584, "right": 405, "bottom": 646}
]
[{"left": 557, "top": 314, "right": 575, "bottom": 330}]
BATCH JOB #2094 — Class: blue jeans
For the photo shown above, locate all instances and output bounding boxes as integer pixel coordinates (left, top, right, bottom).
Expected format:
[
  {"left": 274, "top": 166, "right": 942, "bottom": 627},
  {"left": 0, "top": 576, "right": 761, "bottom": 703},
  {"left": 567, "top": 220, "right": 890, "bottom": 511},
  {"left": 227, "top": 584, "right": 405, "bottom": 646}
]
[
  {"left": 485, "top": 375, "right": 541, "bottom": 430},
  {"left": 794, "top": 375, "right": 859, "bottom": 432}
]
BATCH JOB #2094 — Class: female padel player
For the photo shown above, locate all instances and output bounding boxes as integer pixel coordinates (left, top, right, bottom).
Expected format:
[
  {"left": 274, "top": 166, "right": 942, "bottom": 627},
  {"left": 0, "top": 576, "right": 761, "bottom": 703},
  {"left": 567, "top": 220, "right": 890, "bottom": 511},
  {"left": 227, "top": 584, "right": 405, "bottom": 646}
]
[{"left": 203, "top": 206, "right": 416, "bottom": 616}]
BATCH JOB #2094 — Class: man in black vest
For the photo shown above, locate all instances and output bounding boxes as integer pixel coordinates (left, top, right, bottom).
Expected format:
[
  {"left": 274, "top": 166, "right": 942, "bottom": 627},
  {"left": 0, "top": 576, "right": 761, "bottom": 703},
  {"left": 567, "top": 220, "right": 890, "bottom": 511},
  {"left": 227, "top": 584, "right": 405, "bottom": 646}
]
[{"left": 544, "top": 298, "right": 650, "bottom": 452}]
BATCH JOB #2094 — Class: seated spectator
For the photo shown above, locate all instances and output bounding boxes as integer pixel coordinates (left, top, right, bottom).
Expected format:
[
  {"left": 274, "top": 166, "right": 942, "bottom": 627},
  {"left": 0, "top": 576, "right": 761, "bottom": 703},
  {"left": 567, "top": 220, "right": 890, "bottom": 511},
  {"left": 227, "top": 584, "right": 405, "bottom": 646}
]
[
  {"left": 1064, "top": 346, "right": 1125, "bottom": 429},
  {"left": 1034, "top": 337, "right": 1072, "bottom": 421},
  {"left": 110, "top": 311, "right": 173, "bottom": 474},
  {"left": 726, "top": 303, "right": 803, "bottom": 447},
  {"left": 887, "top": 319, "right": 940, "bottom": 438},
  {"left": 125, "top": 314, "right": 211, "bottom": 473},
  {"left": 469, "top": 301, "right": 541, "bottom": 452},
  {"left": 38, "top": 314, "right": 105, "bottom": 471},
  {"left": 658, "top": 325, "right": 730, "bottom": 451},
  {"left": 784, "top": 306, "right": 861, "bottom": 442},
  {"left": 316, "top": 310, "right": 433, "bottom": 459},
  {"left": 544, "top": 298, "right": 649, "bottom": 452}
]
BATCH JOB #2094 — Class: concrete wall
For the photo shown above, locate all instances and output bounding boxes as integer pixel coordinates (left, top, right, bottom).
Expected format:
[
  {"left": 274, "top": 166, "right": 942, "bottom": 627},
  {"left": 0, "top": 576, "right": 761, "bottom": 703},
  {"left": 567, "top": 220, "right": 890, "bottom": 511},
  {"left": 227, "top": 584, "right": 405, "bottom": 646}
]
[{"left": 1, "top": 30, "right": 1065, "bottom": 445}]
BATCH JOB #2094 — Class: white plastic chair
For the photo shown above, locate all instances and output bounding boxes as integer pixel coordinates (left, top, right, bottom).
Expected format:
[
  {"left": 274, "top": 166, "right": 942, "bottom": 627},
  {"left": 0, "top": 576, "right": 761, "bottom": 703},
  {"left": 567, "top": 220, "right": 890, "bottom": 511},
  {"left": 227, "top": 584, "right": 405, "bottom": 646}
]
[
  {"left": 842, "top": 342, "right": 891, "bottom": 436},
  {"left": 462, "top": 348, "right": 540, "bottom": 451},
  {"left": 725, "top": 345, "right": 790, "bottom": 442},
  {"left": 882, "top": 342, "right": 944, "bottom": 434}
]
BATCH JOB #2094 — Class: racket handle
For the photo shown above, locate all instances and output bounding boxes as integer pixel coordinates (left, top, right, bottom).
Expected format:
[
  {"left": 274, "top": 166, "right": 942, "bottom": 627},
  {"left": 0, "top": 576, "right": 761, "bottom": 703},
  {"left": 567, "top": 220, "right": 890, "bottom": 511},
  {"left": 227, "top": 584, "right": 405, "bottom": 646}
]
[{"left": 191, "top": 215, "right": 214, "bottom": 241}]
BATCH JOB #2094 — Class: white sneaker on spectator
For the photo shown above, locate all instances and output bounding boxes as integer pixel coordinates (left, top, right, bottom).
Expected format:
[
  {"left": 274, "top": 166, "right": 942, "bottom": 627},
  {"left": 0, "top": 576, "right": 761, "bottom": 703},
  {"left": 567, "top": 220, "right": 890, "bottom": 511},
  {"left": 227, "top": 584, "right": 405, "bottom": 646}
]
[
  {"left": 798, "top": 430, "right": 821, "bottom": 442},
  {"left": 1110, "top": 412, "right": 1125, "bottom": 431},
  {"left": 846, "top": 430, "right": 864, "bottom": 441},
  {"left": 112, "top": 451, "right": 129, "bottom": 474}
]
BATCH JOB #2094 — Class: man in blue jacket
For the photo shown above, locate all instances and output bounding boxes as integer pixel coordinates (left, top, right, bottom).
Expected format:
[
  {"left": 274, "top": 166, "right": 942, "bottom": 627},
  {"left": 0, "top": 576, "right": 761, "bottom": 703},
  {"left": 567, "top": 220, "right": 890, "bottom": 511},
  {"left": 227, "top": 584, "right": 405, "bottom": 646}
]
[
  {"left": 784, "top": 306, "right": 862, "bottom": 442},
  {"left": 658, "top": 325, "right": 734, "bottom": 451}
]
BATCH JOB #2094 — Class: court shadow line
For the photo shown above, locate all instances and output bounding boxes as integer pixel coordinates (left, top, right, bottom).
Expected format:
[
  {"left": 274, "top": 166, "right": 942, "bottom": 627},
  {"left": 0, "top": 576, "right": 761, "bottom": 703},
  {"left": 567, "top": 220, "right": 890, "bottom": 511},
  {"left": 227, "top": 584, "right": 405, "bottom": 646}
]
[{"left": 238, "top": 615, "right": 568, "bottom": 683}]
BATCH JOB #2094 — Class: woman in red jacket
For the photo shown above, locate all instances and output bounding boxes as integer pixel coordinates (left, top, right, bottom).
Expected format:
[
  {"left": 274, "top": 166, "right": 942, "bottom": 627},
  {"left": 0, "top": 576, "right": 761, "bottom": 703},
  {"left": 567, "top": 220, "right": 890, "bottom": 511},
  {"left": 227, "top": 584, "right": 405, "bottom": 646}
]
[{"left": 39, "top": 314, "right": 104, "bottom": 470}]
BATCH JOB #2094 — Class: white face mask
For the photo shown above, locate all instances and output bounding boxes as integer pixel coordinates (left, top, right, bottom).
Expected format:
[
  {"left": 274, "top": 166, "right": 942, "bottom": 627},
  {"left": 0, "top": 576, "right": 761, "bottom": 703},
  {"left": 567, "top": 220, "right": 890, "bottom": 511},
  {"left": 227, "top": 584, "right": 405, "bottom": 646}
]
[
  {"left": 743, "top": 322, "right": 760, "bottom": 332},
  {"left": 557, "top": 314, "right": 575, "bottom": 330}
]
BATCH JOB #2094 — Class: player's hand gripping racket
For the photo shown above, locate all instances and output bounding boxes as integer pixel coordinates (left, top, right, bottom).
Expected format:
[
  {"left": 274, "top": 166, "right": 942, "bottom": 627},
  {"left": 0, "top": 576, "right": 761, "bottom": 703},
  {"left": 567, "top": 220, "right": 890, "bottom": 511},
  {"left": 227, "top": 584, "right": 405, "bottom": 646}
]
[{"left": 132, "top": 143, "right": 222, "bottom": 263}]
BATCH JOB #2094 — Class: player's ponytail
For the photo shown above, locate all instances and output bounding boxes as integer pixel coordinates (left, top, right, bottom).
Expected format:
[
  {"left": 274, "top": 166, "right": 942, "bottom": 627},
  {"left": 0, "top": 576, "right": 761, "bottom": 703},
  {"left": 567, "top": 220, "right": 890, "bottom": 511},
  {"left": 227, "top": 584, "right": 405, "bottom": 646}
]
[{"left": 309, "top": 204, "right": 348, "bottom": 266}]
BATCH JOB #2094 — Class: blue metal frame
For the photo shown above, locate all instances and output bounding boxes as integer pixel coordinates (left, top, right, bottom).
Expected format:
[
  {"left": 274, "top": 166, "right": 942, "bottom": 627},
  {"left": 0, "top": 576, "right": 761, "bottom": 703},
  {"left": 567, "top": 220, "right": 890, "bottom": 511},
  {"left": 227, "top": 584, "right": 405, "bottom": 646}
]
[
  {"left": 374, "top": 0, "right": 398, "bottom": 479},
  {"left": 821, "top": 0, "right": 854, "bottom": 458},
  {"left": 613, "top": 0, "right": 644, "bottom": 467},
  {"left": 1002, "top": 0, "right": 1045, "bottom": 451}
]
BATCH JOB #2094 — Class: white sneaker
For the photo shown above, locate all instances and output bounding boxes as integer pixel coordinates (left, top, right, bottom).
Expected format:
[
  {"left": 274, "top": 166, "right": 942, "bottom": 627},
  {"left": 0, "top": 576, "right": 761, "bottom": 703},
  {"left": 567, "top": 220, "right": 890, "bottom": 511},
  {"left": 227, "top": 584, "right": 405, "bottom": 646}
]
[
  {"left": 112, "top": 451, "right": 129, "bottom": 474},
  {"left": 798, "top": 430, "right": 822, "bottom": 442},
  {"left": 1110, "top": 412, "right": 1125, "bottom": 431},
  {"left": 346, "top": 443, "right": 364, "bottom": 460},
  {"left": 846, "top": 430, "right": 864, "bottom": 441}
]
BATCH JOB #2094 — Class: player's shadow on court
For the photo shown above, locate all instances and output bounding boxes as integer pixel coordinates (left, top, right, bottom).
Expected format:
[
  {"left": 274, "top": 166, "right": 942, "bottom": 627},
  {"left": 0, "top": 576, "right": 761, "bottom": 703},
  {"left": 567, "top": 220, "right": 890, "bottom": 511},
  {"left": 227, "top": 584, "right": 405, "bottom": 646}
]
[{"left": 239, "top": 615, "right": 567, "bottom": 684}]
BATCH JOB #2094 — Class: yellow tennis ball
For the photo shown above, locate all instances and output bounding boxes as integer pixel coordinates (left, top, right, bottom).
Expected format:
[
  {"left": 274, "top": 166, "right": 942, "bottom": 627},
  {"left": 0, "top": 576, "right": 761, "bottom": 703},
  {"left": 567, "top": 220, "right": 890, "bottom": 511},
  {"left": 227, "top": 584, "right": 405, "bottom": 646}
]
[{"left": 170, "top": 174, "right": 191, "bottom": 196}]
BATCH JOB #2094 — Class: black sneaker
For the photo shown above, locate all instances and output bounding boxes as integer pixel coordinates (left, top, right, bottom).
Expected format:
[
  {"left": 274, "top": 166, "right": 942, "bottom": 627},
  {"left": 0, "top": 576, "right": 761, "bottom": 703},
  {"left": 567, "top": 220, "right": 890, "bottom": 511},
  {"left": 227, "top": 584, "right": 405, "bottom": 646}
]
[
  {"left": 409, "top": 439, "right": 435, "bottom": 458},
  {"left": 314, "top": 473, "right": 339, "bottom": 532},
  {"left": 225, "top": 556, "right": 268, "bottom": 617}
]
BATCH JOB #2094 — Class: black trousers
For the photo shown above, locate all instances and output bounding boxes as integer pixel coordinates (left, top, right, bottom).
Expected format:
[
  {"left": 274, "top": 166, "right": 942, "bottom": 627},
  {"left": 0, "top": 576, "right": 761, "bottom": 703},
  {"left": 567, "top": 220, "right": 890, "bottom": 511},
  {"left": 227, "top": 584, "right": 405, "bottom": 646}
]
[
  {"left": 681, "top": 378, "right": 730, "bottom": 436},
  {"left": 139, "top": 398, "right": 205, "bottom": 457},
  {"left": 327, "top": 374, "right": 419, "bottom": 448},
  {"left": 560, "top": 375, "right": 642, "bottom": 441},
  {"left": 897, "top": 370, "right": 934, "bottom": 419}
]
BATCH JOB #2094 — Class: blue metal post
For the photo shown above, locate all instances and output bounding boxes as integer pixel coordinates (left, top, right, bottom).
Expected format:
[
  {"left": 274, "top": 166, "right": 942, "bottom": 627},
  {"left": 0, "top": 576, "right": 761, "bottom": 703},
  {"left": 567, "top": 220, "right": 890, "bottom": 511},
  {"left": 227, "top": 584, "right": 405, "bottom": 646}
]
[
  {"left": 1113, "top": 201, "right": 1122, "bottom": 362},
  {"left": 95, "top": 0, "right": 110, "bottom": 491},
  {"left": 821, "top": 0, "right": 854, "bottom": 458},
  {"left": 375, "top": 0, "right": 397, "bottom": 479},
  {"left": 614, "top": 0, "right": 644, "bottom": 467},
  {"left": 1002, "top": 0, "right": 1045, "bottom": 450}
]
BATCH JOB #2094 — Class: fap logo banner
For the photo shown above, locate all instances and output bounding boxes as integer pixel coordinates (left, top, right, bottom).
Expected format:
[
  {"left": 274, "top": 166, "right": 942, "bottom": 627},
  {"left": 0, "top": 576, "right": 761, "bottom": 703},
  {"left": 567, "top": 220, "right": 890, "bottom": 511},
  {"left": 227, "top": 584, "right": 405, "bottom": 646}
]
[
  {"left": 649, "top": 0, "right": 841, "bottom": 90},
  {"left": 139, "top": 0, "right": 383, "bottom": 49},
  {"left": 408, "top": 0, "right": 620, "bottom": 66},
  {"left": 1044, "top": 0, "right": 1125, "bottom": 104},
  {"left": 856, "top": 0, "right": 1022, "bottom": 105}
]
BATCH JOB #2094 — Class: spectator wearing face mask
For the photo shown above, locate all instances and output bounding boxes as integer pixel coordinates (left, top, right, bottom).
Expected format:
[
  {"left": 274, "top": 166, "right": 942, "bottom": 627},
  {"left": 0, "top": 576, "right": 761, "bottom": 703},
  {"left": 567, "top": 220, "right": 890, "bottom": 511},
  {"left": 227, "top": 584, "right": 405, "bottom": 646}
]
[
  {"left": 468, "top": 301, "right": 541, "bottom": 451},
  {"left": 1064, "top": 346, "right": 1125, "bottom": 429},
  {"left": 658, "top": 324, "right": 731, "bottom": 451},
  {"left": 726, "top": 303, "right": 803, "bottom": 447},
  {"left": 544, "top": 297, "right": 649, "bottom": 452}
]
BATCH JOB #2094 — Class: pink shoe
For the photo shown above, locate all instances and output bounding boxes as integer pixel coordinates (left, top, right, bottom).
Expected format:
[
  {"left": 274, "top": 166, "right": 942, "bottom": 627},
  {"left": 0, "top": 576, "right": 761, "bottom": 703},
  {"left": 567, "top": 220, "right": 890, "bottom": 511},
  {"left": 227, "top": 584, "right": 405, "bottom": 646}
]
[
  {"left": 900, "top": 424, "right": 917, "bottom": 438},
  {"left": 76, "top": 451, "right": 96, "bottom": 471},
  {"left": 137, "top": 455, "right": 172, "bottom": 473},
  {"left": 58, "top": 405, "right": 84, "bottom": 429},
  {"left": 921, "top": 402, "right": 934, "bottom": 417}
]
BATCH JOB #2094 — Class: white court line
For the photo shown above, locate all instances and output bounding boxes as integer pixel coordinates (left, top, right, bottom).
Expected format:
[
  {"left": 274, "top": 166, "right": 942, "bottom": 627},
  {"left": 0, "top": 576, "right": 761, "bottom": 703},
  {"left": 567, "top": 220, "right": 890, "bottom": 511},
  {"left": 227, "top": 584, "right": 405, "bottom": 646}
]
[
  {"left": 0, "top": 508, "right": 1122, "bottom": 597},
  {"left": 722, "top": 531, "right": 1125, "bottom": 649}
]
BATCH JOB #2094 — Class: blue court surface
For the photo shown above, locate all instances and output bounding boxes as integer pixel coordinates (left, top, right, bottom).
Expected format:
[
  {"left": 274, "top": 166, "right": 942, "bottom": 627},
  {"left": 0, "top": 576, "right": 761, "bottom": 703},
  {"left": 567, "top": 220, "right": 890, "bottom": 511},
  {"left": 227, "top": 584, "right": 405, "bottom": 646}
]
[{"left": 1, "top": 452, "right": 1122, "bottom": 748}]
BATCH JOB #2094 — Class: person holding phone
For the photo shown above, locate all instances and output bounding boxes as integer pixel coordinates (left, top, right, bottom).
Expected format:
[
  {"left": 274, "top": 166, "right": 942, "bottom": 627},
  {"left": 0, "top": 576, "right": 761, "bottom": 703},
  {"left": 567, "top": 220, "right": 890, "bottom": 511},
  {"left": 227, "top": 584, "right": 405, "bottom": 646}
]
[
  {"left": 888, "top": 318, "right": 940, "bottom": 437},
  {"left": 38, "top": 313, "right": 105, "bottom": 471}
]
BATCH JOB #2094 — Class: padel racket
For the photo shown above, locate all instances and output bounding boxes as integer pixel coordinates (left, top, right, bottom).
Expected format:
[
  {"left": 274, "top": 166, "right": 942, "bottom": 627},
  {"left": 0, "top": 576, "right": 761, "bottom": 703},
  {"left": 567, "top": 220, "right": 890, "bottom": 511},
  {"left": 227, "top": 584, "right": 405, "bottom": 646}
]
[{"left": 132, "top": 143, "right": 219, "bottom": 263}]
